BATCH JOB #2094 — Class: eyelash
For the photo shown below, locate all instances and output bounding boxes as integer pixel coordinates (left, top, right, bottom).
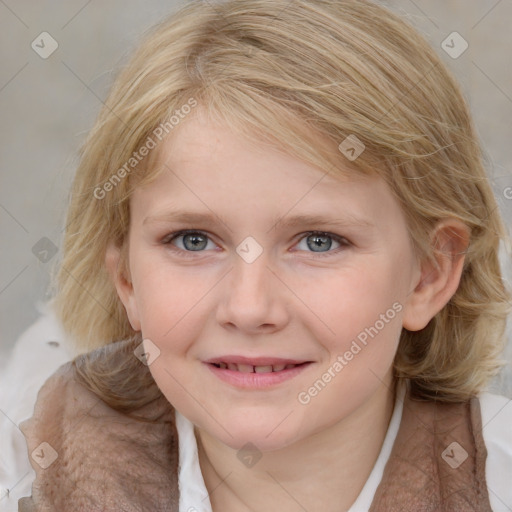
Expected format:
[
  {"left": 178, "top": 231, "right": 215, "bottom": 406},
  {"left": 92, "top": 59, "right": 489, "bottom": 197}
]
[{"left": 160, "top": 229, "right": 350, "bottom": 259}]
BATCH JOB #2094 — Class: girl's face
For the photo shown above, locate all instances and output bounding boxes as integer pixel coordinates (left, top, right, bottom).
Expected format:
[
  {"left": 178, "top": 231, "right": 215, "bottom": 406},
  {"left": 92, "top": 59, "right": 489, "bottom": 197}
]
[{"left": 113, "top": 109, "right": 422, "bottom": 451}]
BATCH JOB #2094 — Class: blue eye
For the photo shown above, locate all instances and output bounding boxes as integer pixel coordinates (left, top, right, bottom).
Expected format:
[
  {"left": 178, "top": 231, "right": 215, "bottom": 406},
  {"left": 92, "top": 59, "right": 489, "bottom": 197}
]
[
  {"left": 162, "top": 230, "right": 216, "bottom": 253},
  {"left": 161, "top": 230, "right": 349, "bottom": 258},
  {"left": 295, "top": 232, "right": 345, "bottom": 254}
]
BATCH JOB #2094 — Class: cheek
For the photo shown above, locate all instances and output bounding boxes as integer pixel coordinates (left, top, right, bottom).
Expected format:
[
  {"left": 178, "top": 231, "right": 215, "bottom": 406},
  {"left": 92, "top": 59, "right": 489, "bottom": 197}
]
[
  {"left": 295, "top": 267, "right": 404, "bottom": 430},
  {"left": 129, "top": 258, "right": 206, "bottom": 353},
  {"left": 305, "top": 261, "right": 405, "bottom": 354}
]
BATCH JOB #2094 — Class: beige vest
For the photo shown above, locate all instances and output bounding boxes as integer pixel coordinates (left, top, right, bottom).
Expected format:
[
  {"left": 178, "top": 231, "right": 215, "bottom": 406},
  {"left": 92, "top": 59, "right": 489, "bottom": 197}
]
[{"left": 18, "top": 341, "right": 492, "bottom": 511}]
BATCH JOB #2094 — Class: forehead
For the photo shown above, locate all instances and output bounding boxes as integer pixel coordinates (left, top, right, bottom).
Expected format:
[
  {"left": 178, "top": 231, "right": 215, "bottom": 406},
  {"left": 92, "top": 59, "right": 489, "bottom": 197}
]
[
  {"left": 153, "top": 108, "right": 368, "bottom": 188},
  {"left": 130, "top": 110, "right": 405, "bottom": 235}
]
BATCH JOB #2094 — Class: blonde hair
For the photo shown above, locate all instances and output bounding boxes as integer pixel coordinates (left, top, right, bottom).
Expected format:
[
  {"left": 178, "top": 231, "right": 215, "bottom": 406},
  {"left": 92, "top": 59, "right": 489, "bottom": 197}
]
[{"left": 50, "top": 0, "right": 511, "bottom": 404}]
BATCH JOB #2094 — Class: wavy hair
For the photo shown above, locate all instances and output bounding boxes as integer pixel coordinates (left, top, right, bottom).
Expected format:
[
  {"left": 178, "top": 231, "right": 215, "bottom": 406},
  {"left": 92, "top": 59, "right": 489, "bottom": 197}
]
[{"left": 48, "top": 0, "right": 511, "bottom": 406}]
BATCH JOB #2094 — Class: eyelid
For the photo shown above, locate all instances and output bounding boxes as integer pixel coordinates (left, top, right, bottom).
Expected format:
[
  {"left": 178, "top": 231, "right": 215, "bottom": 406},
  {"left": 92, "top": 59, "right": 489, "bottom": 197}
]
[{"left": 161, "top": 229, "right": 213, "bottom": 244}]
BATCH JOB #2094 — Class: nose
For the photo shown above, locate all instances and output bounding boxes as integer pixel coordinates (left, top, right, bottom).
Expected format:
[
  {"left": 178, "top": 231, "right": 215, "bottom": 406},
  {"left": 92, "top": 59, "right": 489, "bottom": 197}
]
[{"left": 215, "top": 249, "right": 289, "bottom": 334}]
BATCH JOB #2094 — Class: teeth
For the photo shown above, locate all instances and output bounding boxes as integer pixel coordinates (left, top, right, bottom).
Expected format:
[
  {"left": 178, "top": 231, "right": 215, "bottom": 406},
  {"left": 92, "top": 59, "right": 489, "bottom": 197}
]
[
  {"left": 216, "top": 362, "right": 299, "bottom": 372},
  {"left": 237, "top": 364, "right": 254, "bottom": 373},
  {"left": 254, "top": 365, "right": 273, "bottom": 373}
]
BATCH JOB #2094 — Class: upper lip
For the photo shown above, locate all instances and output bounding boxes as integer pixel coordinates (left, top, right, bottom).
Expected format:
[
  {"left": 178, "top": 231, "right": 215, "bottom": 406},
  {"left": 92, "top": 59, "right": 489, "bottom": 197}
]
[{"left": 204, "top": 355, "right": 311, "bottom": 366}]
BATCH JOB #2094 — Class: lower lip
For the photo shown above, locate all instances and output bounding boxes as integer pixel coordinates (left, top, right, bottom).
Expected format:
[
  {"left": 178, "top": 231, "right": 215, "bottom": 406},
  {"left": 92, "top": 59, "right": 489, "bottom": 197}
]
[{"left": 204, "top": 362, "right": 312, "bottom": 389}]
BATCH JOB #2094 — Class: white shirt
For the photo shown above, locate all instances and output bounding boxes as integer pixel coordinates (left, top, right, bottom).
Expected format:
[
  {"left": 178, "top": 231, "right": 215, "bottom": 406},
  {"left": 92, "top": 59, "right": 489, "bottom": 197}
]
[{"left": 1, "top": 304, "right": 512, "bottom": 511}]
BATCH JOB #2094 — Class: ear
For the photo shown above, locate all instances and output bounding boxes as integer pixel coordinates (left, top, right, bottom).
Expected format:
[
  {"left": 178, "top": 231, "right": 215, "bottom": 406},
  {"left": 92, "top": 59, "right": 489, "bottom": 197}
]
[
  {"left": 105, "top": 240, "right": 141, "bottom": 331},
  {"left": 402, "top": 219, "right": 470, "bottom": 331}
]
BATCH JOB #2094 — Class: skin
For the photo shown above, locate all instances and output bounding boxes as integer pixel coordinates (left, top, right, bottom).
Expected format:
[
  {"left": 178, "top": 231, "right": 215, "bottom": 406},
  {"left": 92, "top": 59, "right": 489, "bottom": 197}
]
[{"left": 107, "top": 107, "right": 469, "bottom": 512}]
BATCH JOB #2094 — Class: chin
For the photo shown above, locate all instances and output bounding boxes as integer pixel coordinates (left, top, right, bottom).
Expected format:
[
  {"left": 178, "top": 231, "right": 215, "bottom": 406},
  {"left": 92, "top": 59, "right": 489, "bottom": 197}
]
[{"left": 204, "top": 416, "right": 305, "bottom": 453}]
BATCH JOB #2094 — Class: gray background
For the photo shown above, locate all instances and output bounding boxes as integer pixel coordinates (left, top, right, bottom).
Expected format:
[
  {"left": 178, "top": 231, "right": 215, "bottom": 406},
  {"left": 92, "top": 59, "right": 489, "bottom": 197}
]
[{"left": 1, "top": 1, "right": 511, "bottom": 394}]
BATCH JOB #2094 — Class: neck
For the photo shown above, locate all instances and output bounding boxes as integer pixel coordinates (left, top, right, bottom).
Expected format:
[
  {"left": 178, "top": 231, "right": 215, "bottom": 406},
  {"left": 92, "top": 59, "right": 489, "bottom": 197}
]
[{"left": 195, "top": 375, "right": 397, "bottom": 512}]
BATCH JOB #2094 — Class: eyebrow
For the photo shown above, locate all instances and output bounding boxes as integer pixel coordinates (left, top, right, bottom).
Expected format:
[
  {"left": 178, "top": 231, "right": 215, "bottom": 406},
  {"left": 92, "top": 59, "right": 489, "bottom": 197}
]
[
  {"left": 270, "top": 213, "right": 374, "bottom": 231},
  {"left": 142, "top": 209, "right": 374, "bottom": 231}
]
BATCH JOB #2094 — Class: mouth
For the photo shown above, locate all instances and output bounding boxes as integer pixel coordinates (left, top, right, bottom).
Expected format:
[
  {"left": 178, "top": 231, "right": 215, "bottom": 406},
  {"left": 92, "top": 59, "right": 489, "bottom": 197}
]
[
  {"left": 209, "top": 362, "right": 309, "bottom": 373},
  {"left": 204, "top": 357, "right": 313, "bottom": 389}
]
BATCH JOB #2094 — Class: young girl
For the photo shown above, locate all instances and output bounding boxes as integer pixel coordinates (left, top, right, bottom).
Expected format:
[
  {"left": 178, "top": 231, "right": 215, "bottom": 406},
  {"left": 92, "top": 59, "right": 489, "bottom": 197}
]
[{"left": 16, "top": 0, "right": 512, "bottom": 510}]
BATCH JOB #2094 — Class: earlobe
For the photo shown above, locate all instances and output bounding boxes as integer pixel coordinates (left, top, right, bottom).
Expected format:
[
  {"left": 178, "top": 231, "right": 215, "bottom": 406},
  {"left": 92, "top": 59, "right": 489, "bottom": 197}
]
[
  {"left": 105, "top": 241, "right": 141, "bottom": 331},
  {"left": 402, "top": 220, "right": 470, "bottom": 332}
]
